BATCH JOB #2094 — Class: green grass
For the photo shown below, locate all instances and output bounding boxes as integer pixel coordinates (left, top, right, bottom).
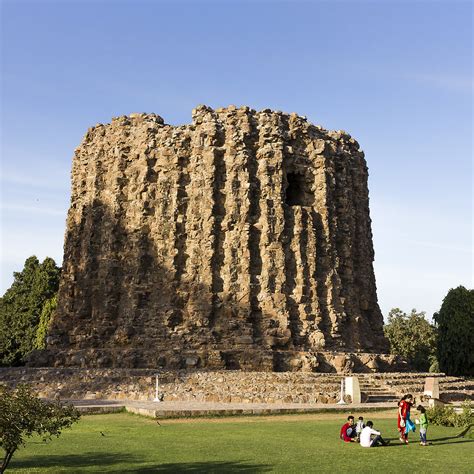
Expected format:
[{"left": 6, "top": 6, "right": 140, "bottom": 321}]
[{"left": 7, "top": 412, "right": 474, "bottom": 473}]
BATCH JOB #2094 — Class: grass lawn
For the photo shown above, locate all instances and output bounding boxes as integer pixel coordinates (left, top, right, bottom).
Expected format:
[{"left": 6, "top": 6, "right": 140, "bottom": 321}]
[{"left": 6, "top": 411, "right": 474, "bottom": 473}]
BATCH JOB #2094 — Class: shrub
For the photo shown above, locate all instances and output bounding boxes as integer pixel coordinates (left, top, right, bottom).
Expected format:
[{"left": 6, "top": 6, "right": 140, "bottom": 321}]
[
  {"left": 457, "top": 399, "right": 474, "bottom": 427},
  {"left": 426, "top": 400, "right": 473, "bottom": 428},
  {"left": 426, "top": 405, "right": 457, "bottom": 427}
]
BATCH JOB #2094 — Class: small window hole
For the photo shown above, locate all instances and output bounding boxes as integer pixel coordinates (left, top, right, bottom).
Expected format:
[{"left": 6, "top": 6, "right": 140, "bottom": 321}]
[{"left": 285, "top": 172, "right": 314, "bottom": 206}]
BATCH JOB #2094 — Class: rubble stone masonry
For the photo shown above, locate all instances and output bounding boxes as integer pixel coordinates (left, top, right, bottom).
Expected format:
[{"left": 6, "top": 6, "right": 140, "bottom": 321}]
[{"left": 37, "top": 105, "right": 392, "bottom": 371}]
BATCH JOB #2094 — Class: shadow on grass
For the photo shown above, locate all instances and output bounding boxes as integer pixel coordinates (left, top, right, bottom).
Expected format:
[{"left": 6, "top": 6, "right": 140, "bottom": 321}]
[
  {"left": 11, "top": 454, "right": 272, "bottom": 473},
  {"left": 371, "top": 437, "right": 406, "bottom": 448},
  {"left": 430, "top": 435, "right": 472, "bottom": 442},
  {"left": 380, "top": 434, "right": 474, "bottom": 448},
  {"left": 429, "top": 439, "right": 474, "bottom": 446},
  {"left": 11, "top": 452, "right": 138, "bottom": 470},
  {"left": 132, "top": 461, "right": 272, "bottom": 473}
]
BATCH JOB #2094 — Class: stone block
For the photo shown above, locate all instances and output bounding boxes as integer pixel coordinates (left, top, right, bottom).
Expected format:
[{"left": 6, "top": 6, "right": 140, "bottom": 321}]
[
  {"left": 424, "top": 377, "right": 440, "bottom": 399},
  {"left": 344, "top": 376, "right": 361, "bottom": 404}
]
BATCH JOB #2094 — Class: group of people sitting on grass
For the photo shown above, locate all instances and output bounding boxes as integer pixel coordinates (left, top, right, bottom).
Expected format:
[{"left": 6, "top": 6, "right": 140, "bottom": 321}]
[
  {"left": 340, "top": 415, "right": 390, "bottom": 447},
  {"left": 340, "top": 393, "right": 429, "bottom": 447}
]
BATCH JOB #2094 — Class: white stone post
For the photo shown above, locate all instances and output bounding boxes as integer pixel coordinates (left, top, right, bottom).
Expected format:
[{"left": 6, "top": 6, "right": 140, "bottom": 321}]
[
  {"left": 153, "top": 373, "right": 161, "bottom": 402},
  {"left": 337, "top": 378, "right": 346, "bottom": 405}
]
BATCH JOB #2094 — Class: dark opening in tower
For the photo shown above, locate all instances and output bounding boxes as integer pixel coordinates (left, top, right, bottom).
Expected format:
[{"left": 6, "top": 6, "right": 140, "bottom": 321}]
[{"left": 285, "top": 171, "right": 314, "bottom": 206}]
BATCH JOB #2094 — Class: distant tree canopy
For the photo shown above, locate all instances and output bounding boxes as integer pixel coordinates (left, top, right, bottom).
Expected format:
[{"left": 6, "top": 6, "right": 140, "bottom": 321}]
[
  {"left": 384, "top": 308, "right": 437, "bottom": 372},
  {"left": 0, "top": 256, "right": 60, "bottom": 366},
  {"left": 434, "top": 286, "right": 474, "bottom": 376}
]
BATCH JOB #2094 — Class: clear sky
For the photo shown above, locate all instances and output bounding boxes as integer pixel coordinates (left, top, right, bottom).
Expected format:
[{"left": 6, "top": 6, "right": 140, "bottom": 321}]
[{"left": 1, "top": 0, "right": 472, "bottom": 319}]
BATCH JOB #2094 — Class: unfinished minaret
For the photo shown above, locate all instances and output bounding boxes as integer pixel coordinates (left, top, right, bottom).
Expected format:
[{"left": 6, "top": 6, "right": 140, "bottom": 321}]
[{"left": 42, "top": 105, "right": 389, "bottom": 371}]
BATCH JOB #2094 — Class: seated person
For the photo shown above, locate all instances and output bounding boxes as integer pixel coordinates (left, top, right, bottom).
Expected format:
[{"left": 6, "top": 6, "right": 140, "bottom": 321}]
[
  {"left": 340, "top": 415, "right": 357, "bottom": 442},
  {"left": 360, "top": 421, "right": 390, "bottom": 447},
  {"left": 356, "top": 416, "right": 365, "bottom": 441}
]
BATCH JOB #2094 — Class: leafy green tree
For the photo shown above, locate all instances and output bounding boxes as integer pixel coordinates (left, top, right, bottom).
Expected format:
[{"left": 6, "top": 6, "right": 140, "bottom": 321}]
[
  {"left": 384, "top": 308, "right": 437, "bottom": 371},
  {"left": 34, "top": 295, "right": 58, "bottom": 350},
  {"left": 0, "top": 257, "right": 60, "bottom": 366},
  {"left": 434, "top": 286, "right": 474, "bottom": 376},
  {"left": 0, "top": 384, "right": 80, "bottom": 473}
]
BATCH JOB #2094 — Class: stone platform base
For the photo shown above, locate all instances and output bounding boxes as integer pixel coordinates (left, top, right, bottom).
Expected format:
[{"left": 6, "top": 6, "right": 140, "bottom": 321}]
[
  {"left": 28, "top": 349, "right": 408, "bottom": 373},
  {"left": 71, "top": 400, "right": 397, "bottom": 419},
  {"left": 1, "top": 367, "right": 472, "bottom": 405}
]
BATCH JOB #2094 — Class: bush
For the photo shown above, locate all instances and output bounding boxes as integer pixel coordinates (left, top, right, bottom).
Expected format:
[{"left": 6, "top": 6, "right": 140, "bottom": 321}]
[
  {"left": 457, "top": 399, "right": 474, "bottom": 427},
  {"left": 426, "top": 400, "right": 473, "bottom": 428},
  {"left": 426, "top": 405, "right": 458, "bottom": 427}
]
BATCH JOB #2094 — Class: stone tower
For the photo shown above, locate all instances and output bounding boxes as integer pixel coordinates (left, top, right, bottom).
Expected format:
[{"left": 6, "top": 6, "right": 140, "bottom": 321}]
[{"left": 43, "top": 105, "right": 389, "bottom": 371}]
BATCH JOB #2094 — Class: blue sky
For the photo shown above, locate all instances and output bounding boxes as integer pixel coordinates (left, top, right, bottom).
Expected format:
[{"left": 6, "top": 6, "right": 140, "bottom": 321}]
[{"left": 1, "top": 0, "right": 472, "bottom": 319}]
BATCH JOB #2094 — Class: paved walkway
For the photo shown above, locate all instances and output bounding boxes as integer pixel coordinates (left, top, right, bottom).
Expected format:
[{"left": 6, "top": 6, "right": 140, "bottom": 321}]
[{"left": 70, "top": 399, "right": 396, "bottom": 418}]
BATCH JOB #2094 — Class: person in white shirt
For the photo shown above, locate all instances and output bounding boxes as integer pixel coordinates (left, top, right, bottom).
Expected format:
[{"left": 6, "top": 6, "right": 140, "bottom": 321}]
[
  {"left": 355, "top": 416, "right": 365, "bottom": 441},
  {"left": 359, "top": 421, "right": 390, "bottom": 447}
]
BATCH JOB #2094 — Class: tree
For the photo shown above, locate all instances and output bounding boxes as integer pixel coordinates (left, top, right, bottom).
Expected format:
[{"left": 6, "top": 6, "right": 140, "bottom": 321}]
[
  {"left": 434, "top": 286, "right": 474, "bottom": 376},
  {"left": 34, "top": 295, "right": 58, "bottom": 350},
  {"left": 0, "top": 257, "right": 61, "bottom": 366},
  {"left": 384, "top": 308, "right": 437, "bottom": 371},
  {"left": 0, "top": 384, "right": 80, "bottom": 473}
]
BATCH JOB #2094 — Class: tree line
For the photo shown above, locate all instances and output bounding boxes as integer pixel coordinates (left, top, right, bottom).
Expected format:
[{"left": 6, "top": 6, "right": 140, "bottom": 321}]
[
  {"left": 0, "top": 256, "right": 472, "bottom": 376},
  {"left": 384, "top": 286, "right": 474, "bottom": 376}
]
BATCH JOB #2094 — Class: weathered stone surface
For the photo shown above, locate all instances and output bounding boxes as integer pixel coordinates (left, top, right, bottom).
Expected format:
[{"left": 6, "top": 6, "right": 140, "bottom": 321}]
[
  {"left": 1, "top": 368, "right": 472, "bottom": 404},
  {"left": 39, "top": 105, "right": 390, "bottom": 370}
]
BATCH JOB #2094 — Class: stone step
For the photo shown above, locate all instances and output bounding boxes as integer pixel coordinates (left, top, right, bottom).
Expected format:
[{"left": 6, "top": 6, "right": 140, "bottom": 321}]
[
  {"left": 73, "top": 400, "right": 398, "bottom": 418},
  {"left": 359, "top": 386, "right": 392, "bottom": 391},
  {"left": 1, "top": 368, "right": 472, "bottom": 407},
  {"left": 363, "top": 391, "right": 396, "bottom": 396},
  {"left": 366, "top": 395, "right": 398, "bottom": 403}
]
